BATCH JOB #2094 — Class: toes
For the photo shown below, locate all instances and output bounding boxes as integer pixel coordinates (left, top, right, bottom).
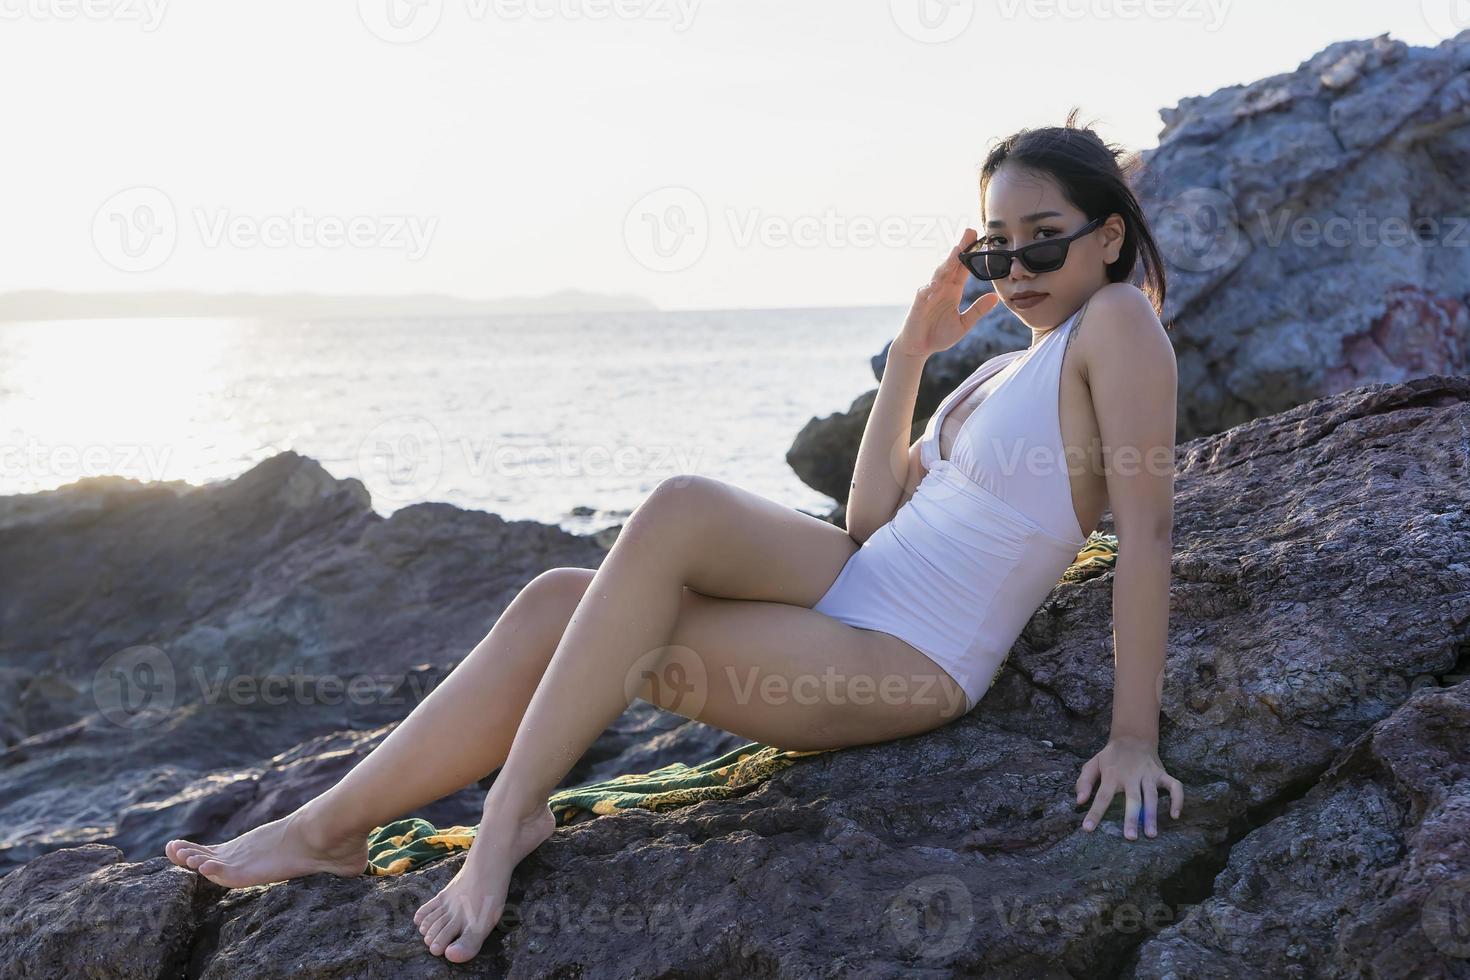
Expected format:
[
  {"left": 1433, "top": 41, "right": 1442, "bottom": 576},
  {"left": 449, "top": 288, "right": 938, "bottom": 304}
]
[
  {"left": 413, "top": 895, "right": 443, "bottom": 924},
  {"left": 445, "top": 933, "right": 486, "bottom": 963},
  {"left": 196, "top": 859, "right": 234, "bottom": 886},
  {"left": 445, "top": 905, "right": 497, "bottom": 963},
  {"left": 425, "top": 911, "right": 460, "bottom": 956},
  {"left": 418, "top": 905, "right": 448, "bottom": 935}
]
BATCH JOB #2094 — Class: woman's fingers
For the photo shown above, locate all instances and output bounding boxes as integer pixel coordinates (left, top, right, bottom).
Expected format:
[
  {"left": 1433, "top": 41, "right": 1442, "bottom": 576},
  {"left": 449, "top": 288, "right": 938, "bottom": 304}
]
[
  {"left": 1143, "top": 781, "right": 1159, "bottom": 838},
  {"left": 1075, "top": 755, "right": 1100, "bottom": 805},
  {"left": 959, "top": 290, "right": 1000, "bottom": 330},
  {"left": 1082, "top": 779, "right": 1114, "bottom": 832},
  {"left": 1165, "top": 775, "right": 1185, "bottom": 818},
  {"left": 1123, "top": 784, "right": 1142, "bottom": 840},
  {"left": 938, "top": 229, "right": 979, "bottom": 281}
]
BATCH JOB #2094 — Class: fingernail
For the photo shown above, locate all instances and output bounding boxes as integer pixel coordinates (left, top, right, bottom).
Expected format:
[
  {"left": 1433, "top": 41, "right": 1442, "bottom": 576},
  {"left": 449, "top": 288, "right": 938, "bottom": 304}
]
[{"left": 1082, "top": 820, "right": 1094, "bottom": 831}]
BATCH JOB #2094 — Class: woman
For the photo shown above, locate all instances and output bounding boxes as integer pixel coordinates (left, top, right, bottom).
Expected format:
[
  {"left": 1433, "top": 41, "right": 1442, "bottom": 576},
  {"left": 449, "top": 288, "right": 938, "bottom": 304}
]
[{"left": 163, "top": 114, "right": 1183, "bottom": 964}]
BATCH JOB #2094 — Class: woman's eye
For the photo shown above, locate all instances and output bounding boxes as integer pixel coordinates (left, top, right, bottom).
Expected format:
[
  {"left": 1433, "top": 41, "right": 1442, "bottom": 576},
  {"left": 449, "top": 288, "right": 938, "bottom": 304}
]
[{"left": 990, "top": 227, "right": 1058, "bottom": 247}]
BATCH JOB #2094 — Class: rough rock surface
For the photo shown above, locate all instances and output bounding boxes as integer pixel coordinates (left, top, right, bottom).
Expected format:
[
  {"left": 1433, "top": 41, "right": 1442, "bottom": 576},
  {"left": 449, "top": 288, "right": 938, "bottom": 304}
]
[
  {"left": 0, "top": 451, "right": 614, "bottom": 875},
  {"left": 1123, "top": 682, "right": 1470, "bottom": 979},
  {"left": 789, "top": 31, "right": 1470, "bottom": 500},
  {"left": 2, "top": 372, "right": 1467, "bottom": 977}
]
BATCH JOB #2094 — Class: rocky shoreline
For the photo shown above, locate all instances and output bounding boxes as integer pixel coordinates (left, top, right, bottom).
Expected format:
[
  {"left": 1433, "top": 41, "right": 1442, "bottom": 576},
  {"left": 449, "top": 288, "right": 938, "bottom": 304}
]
[
  {"left": 1, "top": 374, "right": 1467, "bottom": 977},
  {"left": 4, "top": 29, "right": 1470, "bottom": 980}
]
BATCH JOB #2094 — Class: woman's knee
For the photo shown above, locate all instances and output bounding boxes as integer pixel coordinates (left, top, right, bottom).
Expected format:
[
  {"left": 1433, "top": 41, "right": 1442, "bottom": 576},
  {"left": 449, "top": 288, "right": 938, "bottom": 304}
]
[
  {"left": 621, "top": 475, "right": 721, "bottom": 547},
  {"left": 526, "top": 567, "right": 594, "bottom": 605},
  {"left": 506, "top": 567, "right": 593, "bottom": 635}
]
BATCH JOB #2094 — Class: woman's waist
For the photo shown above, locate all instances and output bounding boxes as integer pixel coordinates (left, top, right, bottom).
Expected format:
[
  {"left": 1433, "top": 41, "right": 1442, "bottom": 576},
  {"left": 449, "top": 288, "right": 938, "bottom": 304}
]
[{"left": 906, "top": 459, "right": 1083, "bottom": 554}]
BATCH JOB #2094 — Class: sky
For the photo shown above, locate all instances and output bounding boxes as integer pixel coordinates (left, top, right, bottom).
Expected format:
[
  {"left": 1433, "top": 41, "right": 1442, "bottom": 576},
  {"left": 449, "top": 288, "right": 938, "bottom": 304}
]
[{"left": 0, "top": 0, "right": 1462, "bottom": 311}]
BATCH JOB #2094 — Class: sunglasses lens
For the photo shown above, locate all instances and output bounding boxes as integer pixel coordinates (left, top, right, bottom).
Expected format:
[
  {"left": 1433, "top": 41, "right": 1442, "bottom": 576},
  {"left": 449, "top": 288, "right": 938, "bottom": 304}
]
[
  {"left": 1021, "top": 243, "right": 1066, "bottom": 273},
  {"left": 964, "top": 243, "right": 1068, "bottom": 280},
  {"left": 963, "top": 249, "right": 1009, "bottom": 280}
]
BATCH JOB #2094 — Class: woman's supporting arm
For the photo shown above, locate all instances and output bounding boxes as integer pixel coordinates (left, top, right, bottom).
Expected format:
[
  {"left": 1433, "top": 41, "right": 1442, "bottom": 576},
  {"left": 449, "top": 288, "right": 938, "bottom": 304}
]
[
  {"left": 844, "top": 347, "right": 928, "bottom": 544},
  {"left": 1093, "top": 288, "right": 1176, "bottom": 753},
  {"left": 845, "top": 229, "right": 999, "bottom": 543},
  {"left": 1072, "top": 282, "right": 1185, "bottom": 841}
]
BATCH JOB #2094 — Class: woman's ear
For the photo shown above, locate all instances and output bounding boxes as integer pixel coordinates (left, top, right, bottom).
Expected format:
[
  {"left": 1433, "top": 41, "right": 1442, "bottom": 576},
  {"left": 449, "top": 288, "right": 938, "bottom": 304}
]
[{"left": 1103, "top": 212, "right": 1127, "bottom": 264}]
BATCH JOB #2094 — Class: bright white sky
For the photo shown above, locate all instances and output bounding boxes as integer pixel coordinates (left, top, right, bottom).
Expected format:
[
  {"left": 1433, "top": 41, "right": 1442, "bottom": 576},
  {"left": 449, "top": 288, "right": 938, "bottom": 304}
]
[{"left": 0, "top": 1, "right": 1459, "bottom": 311}]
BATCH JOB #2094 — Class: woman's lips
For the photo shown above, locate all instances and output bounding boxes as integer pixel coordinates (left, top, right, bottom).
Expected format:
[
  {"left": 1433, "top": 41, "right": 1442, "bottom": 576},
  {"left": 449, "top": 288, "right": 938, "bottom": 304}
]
[{"left": 1010, "top": 292, "right": 1048, "bottom": 310}]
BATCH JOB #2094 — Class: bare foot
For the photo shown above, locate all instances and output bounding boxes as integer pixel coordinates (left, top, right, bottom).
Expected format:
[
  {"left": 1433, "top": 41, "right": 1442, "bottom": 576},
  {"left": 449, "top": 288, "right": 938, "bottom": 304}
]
[
  {"left": 163, "top": 803, "right": 369, "bottom": 888},
  {"left": 412, "top": 803, "right": 556, "bottom": 962}
]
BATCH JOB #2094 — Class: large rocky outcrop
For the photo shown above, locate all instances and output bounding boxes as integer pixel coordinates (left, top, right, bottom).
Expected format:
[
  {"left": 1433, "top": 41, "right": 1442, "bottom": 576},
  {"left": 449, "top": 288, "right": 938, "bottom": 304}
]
[
  {"left": 790, "top": 31, "right": 1470, "bottom": 501},
  {"left": 1, "top": 374, "right": 1467, "bottom": 976},
  {"left": 0, "top": 452, "right": 620, "bottom": 875},
  {"left": 1124, "top": 681, "right": 1470, "bottom": 979}
]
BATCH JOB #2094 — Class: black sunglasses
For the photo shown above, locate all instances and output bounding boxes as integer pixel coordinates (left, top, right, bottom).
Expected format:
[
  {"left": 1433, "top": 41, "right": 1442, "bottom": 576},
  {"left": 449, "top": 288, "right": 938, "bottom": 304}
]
[{"left": 958, "top": 216, "right": 1105, "bottom": 280}]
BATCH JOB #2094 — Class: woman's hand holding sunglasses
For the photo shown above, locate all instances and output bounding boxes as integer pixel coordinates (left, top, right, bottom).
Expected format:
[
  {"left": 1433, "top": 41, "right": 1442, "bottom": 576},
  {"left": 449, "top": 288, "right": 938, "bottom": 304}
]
[{"left": 894, "top": 227, "right": 1001, "bottom": 359}]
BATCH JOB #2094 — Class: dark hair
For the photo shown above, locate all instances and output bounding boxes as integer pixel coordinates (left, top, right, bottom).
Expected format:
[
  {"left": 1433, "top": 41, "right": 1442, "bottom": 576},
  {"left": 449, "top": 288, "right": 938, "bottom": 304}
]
[{"left": 978, "top": 107, "right": 1169, "bottom": 328}]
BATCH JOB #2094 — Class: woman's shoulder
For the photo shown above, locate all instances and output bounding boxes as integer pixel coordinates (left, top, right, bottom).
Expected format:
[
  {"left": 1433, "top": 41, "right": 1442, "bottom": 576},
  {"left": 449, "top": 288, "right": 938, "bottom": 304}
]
[
  {"left": 1078, "top": 283, "right": 1163, "bottom": 335},
  {"left": 1075, "top": 283, "right": 1174, "bottom": 384},
  {"left": 1076, "top": 287, "right": 1164, "bottom": 367}
]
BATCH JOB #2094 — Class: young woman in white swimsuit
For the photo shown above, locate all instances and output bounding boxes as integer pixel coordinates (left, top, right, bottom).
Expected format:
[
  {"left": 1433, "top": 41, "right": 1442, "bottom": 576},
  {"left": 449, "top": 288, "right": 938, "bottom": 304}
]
[{"left": 163, "top": 115, "right": 1182, "bottom": 963}]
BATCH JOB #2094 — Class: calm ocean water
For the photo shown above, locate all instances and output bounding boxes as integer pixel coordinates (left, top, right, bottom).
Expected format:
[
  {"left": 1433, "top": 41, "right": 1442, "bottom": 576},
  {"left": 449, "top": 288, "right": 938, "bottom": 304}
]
[{"left": 0, "top": 307, "right": 909, "bottom": 535}]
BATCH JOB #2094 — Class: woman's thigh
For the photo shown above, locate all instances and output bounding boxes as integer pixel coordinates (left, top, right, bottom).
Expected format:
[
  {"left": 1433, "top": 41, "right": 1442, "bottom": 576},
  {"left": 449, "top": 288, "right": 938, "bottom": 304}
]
[
  {"left": 622, "top": 474, "right": 860, "bottom": 607},
  {"left": 661, "top": 586, "right": 970, "bottom": 749},
  {"left": 535, "top": 567, "right": 969, "bottom": 750}
]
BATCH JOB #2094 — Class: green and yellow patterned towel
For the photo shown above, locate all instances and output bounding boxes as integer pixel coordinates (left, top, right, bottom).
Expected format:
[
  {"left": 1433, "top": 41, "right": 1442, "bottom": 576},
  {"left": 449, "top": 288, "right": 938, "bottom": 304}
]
[
  {"left": 365, "top": 741, "right": 828, "bottom": 875},
  {"left": 363, "top": 531, "right": 1120, "bottom": 876},
  {"left": 1061, "top": 530, "right": 1118, "bottom": 582}
]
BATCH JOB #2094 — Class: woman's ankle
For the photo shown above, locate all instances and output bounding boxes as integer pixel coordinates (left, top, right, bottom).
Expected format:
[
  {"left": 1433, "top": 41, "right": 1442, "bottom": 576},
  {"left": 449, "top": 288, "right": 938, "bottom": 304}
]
[{"left": 294, "top": 796, "right": 369, "bottom": 850}]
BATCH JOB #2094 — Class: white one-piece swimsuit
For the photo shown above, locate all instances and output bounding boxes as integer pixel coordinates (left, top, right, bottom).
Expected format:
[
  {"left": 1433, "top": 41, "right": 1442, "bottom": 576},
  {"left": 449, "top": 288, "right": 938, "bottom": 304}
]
[{"left": 812, "top": 300, "right": 1091, "bottom": 714}]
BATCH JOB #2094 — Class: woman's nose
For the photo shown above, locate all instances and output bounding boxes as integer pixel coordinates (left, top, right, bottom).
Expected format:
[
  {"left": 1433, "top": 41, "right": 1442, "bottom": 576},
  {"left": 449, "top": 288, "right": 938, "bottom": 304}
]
[{"left": 1007, "top": 258, "right": 1035, "bottom": 283}]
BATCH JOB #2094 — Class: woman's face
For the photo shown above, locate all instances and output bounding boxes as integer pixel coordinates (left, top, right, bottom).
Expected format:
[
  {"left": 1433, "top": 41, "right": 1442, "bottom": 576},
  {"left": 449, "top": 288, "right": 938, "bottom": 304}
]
[{"left": 979, "top": 165, "right": 1121, "bottom": 328}]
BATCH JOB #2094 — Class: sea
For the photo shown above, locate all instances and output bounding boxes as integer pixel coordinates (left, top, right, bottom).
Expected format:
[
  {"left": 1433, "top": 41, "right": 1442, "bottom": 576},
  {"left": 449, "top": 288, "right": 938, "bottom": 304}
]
[{"left": 0, "top": 307, "right": 909, "bottom": 536}]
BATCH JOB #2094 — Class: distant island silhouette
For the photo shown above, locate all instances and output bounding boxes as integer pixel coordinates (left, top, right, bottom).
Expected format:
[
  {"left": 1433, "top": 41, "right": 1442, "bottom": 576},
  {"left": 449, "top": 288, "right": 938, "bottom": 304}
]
[{"left": 0, "top": 288, "right": 658, "bottom": 321}]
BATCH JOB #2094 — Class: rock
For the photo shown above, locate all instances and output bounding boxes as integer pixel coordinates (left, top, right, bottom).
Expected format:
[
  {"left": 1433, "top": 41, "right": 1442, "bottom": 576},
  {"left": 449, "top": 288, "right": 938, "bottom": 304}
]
[
  {"left": 792, "top": 31, "right": 1470, "bottom": 495},
  {"left": 1, "top": 369, "right": 1467, "bottom": 976},
  {"left": 786, "top": 386, "right": 929, "bottom": 505},
  {"left": 979, "top": 374, "right": 1470, "bottom": 808},
  {"left": 0, "top": 450, "right": 610, "bottom": 876},
  {"left": 0, "top": 844, "right": 202, "bottom": 979},
  {"left": 1123, "top": 681, "right": 1470, "bottom": 979}
]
